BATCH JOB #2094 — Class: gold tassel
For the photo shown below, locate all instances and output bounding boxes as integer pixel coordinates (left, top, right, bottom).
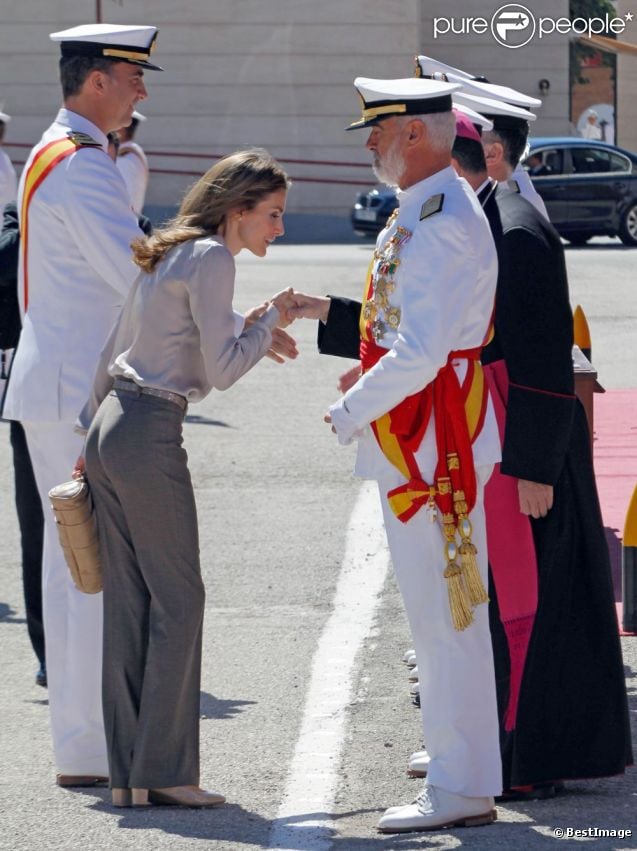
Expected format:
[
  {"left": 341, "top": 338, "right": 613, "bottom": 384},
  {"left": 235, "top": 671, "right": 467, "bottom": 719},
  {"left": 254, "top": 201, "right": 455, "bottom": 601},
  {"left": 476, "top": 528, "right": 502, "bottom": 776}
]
[
  {"left": 458, "top": 518, "right": 489, "bottom": 607},
  {"left": 444, "top": 540, "right": 473, "bottom": 631}
]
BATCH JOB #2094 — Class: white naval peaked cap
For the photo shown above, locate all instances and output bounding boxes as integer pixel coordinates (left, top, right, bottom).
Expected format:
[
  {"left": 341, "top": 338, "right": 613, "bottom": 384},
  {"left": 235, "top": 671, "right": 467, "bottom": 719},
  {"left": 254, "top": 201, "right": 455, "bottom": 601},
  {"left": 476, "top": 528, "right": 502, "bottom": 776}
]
[
  {"left": 415, "top": 55, "right": 541, "bottom": 109},
  {"left": 0, "top": 106, "right": 10, "bottom": 123},
  {"left": 416, "top": 55, "right": 474, "bottom": 81},
  {"left": 347, "top": 76, "right": 461, "bottom": 130},
  {"left": 49, "top": 23, "right": 163, "bottom": 71},
  {"left": 452, "top": 100, "right": 493, "bottom": 131},
  {"left": 454, "top": 92, "right": 537, "bottom": 129}
]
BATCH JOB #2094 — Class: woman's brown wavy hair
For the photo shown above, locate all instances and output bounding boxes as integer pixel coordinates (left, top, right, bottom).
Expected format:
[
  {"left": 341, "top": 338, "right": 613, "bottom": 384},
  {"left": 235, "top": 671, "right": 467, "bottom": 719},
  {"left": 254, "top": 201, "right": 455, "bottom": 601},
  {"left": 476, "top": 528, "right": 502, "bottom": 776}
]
[{"left": 132, "top": 148, "right": 290, "bottom": 272}]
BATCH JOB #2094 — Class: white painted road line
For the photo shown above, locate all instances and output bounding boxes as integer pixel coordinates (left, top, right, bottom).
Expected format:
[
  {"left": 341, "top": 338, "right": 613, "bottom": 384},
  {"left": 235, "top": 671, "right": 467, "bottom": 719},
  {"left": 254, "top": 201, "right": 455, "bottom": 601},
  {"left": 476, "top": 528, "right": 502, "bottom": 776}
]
[{"left": 268, "top": 481, "right": 390, "bottom": 851}]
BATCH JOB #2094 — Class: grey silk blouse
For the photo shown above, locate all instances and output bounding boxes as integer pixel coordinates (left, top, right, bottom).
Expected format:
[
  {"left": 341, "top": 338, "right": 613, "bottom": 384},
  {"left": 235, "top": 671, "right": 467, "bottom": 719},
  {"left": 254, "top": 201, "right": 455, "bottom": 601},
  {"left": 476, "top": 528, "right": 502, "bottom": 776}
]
[{"left": 78, "top": 235, "right": 278, "bottom": 431}]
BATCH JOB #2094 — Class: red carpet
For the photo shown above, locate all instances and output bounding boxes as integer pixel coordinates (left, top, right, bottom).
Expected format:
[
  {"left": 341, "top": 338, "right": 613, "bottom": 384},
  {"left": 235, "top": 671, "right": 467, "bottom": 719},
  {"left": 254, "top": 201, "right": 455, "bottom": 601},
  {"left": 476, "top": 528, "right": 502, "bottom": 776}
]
[{"left": 592, "top": 389, "right": 637, "bottom": 632}]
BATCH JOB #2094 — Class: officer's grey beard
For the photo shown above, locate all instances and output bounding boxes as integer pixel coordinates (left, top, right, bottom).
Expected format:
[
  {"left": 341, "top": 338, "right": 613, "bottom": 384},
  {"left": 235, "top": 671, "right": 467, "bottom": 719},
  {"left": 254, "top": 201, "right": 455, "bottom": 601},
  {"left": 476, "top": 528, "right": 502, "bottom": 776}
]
[{"left": 372, "top": 136, "right": 405, "bottom": 187}]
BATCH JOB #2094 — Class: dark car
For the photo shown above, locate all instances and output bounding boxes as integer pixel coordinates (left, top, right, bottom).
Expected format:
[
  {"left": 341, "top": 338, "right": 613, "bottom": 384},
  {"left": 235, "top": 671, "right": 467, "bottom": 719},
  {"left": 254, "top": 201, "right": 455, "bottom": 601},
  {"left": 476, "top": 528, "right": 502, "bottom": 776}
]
[
  {"left": 351, "top": 186, "right": 398, "bottom": 236},
  {"left": 525, "top": 137, "right": 637, "bottom": 246}
]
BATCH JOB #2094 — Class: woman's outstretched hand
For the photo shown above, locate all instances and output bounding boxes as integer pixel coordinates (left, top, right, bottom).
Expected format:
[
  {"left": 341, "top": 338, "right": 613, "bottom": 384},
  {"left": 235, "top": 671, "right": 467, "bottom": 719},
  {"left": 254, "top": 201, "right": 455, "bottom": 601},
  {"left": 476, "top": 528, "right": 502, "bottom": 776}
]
[
  {"left": 267, "top": 327, "right": 299, "bottom": 364},
  {"left": 245, "top": 300, "right": 299, "bottom": 363}
]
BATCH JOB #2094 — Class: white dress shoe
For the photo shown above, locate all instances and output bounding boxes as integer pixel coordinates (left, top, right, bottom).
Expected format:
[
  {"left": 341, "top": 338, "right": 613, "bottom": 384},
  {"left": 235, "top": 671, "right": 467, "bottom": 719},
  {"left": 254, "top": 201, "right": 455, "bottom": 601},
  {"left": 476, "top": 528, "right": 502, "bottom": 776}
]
[
  {"left": 409, "top": 681, "right": 420, "bottom": 696},
  {"left": 377, "top": 784, "right": 496, "bottom": 833},
  {"left": 409, "top": 748, "right": 428, "bottom": 762},
  {"left": 408, "top": 665, "right": 419, "bottom": 682},
  {"left": 408, "top": 749, "right": 431, "bottom": 777}
]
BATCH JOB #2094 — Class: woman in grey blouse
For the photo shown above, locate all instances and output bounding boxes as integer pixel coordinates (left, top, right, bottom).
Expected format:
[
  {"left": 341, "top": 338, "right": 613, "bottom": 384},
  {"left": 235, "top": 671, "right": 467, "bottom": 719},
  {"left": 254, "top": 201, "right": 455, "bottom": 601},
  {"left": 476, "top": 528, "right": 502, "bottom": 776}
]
[{"left": 78, "top": 149, "right": 294, "bottom": 809}]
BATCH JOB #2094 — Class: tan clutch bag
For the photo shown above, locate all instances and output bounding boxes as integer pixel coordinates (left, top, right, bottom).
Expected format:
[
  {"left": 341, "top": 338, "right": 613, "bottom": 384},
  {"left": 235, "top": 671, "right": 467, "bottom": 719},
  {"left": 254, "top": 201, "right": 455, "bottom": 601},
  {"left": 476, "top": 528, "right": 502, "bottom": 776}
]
[{"left": 48, "top": 476, "right": 102, "bottom": 594}]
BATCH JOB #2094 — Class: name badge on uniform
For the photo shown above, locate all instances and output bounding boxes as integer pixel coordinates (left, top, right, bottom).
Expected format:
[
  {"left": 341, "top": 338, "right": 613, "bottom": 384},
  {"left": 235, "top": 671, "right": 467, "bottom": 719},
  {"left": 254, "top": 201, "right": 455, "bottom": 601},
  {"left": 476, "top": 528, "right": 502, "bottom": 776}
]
[{"left": 420, "top": 193, "right": 444, "bottom": 221}]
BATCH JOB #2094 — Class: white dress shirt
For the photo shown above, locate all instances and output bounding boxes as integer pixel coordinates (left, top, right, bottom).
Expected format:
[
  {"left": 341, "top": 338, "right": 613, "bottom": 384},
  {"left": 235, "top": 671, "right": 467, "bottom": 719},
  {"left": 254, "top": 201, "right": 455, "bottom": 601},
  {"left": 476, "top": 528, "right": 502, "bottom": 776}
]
[{"left": 330, "top": 166, "right": 501, "bottom": 484}]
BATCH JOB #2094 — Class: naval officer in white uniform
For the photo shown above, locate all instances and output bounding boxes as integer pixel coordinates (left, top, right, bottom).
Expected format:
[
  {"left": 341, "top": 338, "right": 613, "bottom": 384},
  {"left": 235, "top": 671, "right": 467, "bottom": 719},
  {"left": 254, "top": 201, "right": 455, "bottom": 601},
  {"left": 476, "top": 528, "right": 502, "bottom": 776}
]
[
  {"left": 2, "top": 22, "right": 163, "bottom": 787},
  {"left": 326, "top": 77, "right": 502, "bottom": 832},
  {"left": 116, "top": 110, "right": 149, "bottom": 215},
  {"left": 415, "top": 56, "right": 549, "bottom": 219},
  {"left": 0, "top": 107, "right": 17, "bottom": 213}
]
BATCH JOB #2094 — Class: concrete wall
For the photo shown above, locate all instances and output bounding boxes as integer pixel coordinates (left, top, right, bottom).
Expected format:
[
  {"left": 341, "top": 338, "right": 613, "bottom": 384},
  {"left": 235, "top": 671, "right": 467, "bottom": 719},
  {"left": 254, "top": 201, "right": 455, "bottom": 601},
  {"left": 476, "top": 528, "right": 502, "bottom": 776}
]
[
  {"left": 617, "top": 1, "right": 637, "bottom": 151},
  {"left": 0, "top": 0, "right": 571, "bottom": 214}
]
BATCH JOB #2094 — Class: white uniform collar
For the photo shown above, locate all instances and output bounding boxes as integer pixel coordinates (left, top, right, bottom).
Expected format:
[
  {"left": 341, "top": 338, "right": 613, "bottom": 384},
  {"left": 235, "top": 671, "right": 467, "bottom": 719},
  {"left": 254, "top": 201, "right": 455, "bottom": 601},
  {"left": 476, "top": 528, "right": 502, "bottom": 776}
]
[
  {"left": 396, "top": 165, "right": 457, "bottom": 210},
  {"left": 55, "top": 108, "right": 109, "bottom": 152},
  {"left": 476, "top": 177, "right": 492, "bottom": 196}
]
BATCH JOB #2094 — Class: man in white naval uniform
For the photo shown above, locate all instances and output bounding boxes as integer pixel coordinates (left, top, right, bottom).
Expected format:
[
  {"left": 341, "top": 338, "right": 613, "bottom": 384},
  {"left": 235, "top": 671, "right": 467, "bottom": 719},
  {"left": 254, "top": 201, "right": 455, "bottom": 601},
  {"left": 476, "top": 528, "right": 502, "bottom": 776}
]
[
  {"left": 462, "top": 95, "right": 549, "bottom": 219},
  {"left": 2, "top": 23, "right": 163, "bottom": 787},
  {"left": 116, "top": 110, "right": 149, "bottom": 215},
  {"left": 415, "top": 56, "right": 549, "bottom": 220},
  {"left": 0, "top": 107, "right": 17, "bottom": 213},
  {"left": 327, "top": 77, "right": 502, "bottom": 832}
]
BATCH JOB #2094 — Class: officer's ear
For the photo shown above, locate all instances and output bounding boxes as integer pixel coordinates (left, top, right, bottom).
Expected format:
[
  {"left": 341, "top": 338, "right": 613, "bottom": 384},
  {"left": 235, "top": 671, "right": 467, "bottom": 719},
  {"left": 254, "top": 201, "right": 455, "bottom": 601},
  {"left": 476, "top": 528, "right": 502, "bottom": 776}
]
[
  {"left": 483, "top": 139, "right": 505, "bottom": 166},
  {"left": 406, "top": 118, "right": 425, "bottom": 146},
  {"left": 86, "top": 67, "right": 111, "bottom": 97}
]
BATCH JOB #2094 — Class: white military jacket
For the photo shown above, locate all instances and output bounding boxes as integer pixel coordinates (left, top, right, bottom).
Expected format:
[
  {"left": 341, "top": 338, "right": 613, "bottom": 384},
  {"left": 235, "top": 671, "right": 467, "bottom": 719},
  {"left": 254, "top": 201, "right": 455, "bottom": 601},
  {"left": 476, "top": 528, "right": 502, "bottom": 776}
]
[
  {"left": 511, "top": 165, "right": 549, "bottom": 220},
  {"left": 330, "top": 166, "right": 501, "bottom": 484},
  {"left": 3, "top": 109, "right": 141, "bottom": 424},
  {"left": 0, "top": 147, "right": 17, "bottom": 212},
  {"left": 116, "top": 141, "right": 149, "bottom": 215}
]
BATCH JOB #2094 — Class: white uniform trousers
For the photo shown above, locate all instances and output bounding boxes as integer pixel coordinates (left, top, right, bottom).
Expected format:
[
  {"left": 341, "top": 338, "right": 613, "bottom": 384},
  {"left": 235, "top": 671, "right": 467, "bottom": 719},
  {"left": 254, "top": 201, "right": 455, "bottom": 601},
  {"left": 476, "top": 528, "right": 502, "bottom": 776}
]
[
  {"left": 23, "top": 422, "right": 108, "bottom": 776},
  {"left": 379, "top": 465, "right": 502, "bottom": 797}
]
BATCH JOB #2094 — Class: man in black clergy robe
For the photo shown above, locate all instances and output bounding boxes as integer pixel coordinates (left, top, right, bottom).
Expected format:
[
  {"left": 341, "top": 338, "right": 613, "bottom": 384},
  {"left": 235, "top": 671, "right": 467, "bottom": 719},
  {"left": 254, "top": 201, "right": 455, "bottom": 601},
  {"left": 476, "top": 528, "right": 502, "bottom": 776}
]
[
  {"left": 289, "top": 118, "right": 632, "bottom": 796},
  {"left": 452, "top": 126, "right": 632, "bottom": 793}
]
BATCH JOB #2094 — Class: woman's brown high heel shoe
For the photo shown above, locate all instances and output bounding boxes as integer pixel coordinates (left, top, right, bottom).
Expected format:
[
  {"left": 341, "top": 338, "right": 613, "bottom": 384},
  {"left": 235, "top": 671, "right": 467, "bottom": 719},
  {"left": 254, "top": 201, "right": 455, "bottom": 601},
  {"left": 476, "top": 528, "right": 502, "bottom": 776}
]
[
  {"left": 111, "top": 787, "right": 150, "bottom": 807},
  {"left": 148, "top": 785, "right": 225, "bottom": 808}
]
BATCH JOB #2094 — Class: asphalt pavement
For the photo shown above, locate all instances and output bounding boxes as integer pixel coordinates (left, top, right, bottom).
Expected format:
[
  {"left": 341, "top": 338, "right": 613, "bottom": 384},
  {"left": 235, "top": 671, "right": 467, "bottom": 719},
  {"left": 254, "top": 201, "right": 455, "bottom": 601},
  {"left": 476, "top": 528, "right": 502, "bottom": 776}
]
[{"left": 0, "top": 240, "right": 635, "bottom": 851}]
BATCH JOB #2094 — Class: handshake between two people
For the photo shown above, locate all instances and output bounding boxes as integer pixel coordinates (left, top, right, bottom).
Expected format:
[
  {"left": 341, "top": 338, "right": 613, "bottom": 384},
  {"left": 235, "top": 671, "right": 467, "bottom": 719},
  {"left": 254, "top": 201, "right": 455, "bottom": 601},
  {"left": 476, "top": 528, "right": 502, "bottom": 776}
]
[
  {"left": 248, "top": 290, "right": 361, "bottom": 436},
  {"left": 245, "top": 290, "right": 332, "bottom": 364}
]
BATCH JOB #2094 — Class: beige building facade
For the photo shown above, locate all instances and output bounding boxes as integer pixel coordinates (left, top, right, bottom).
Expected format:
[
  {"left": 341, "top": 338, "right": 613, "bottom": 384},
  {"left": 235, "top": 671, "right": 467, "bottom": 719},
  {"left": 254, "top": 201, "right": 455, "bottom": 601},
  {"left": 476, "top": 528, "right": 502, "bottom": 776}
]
[
  {"left": 1, "top": 0, "right": 578, "bottom": 214},
  {"left": 617, "top": 1, "right": 637, "bottom": 151}
]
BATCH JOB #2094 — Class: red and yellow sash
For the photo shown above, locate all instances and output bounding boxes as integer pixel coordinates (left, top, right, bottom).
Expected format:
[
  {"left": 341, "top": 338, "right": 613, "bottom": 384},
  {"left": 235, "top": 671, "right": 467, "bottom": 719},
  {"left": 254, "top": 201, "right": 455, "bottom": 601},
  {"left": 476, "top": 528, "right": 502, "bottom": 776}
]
[
  {"left": 361, "top": 335, "right": 488, "bottom": 516},
  {"left": 359, "top": 263, "right": 493, "bottom": 630},
  {"left": 20, "top": 135, "right": 98, "bottom": 310}
]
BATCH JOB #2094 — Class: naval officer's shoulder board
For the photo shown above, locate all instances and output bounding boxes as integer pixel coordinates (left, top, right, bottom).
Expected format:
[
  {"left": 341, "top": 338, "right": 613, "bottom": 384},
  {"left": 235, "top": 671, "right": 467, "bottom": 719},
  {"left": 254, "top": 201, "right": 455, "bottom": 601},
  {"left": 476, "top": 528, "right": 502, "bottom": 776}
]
[
  {"left": 67, "top": 130, "right": 102, "bottom": 148},
  {"left": 419, "top": 193, "right": 444, "bottom": 221}
]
